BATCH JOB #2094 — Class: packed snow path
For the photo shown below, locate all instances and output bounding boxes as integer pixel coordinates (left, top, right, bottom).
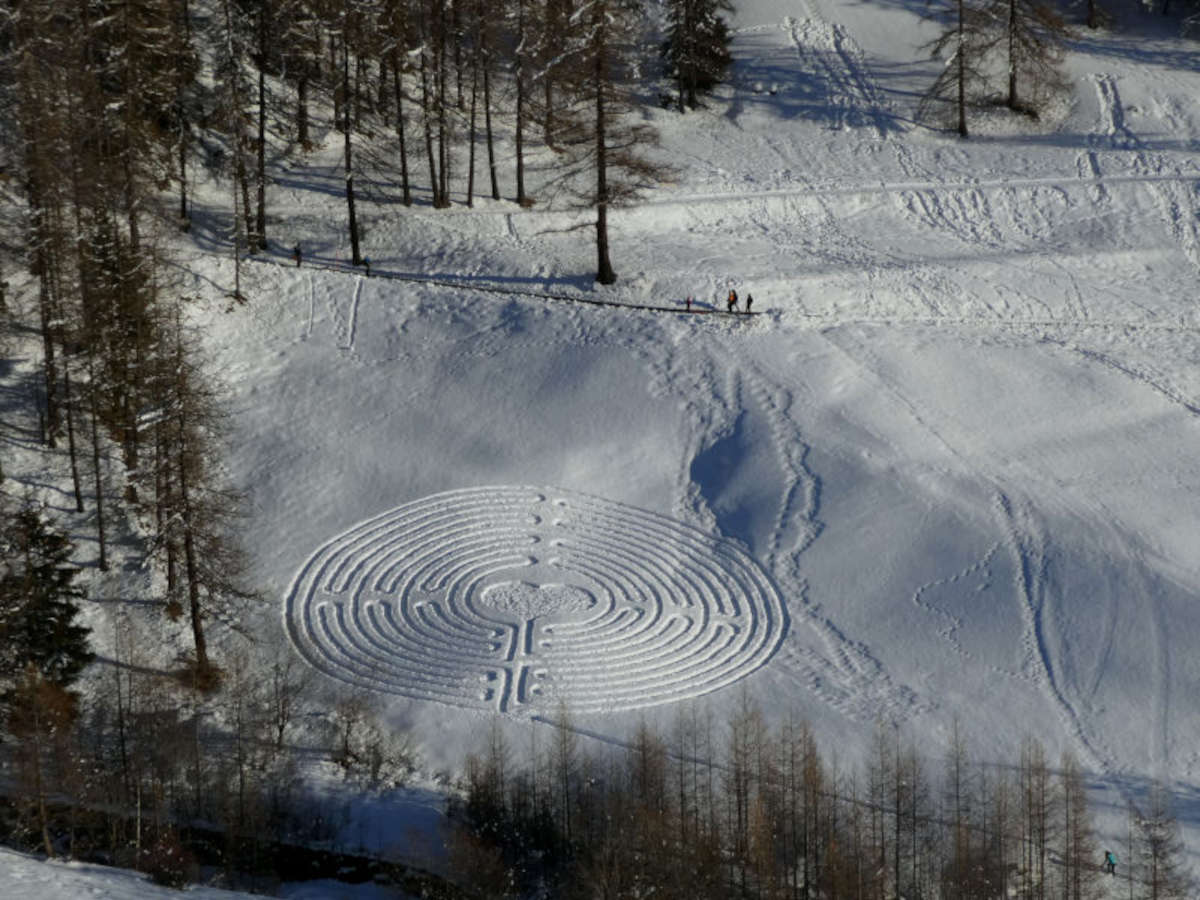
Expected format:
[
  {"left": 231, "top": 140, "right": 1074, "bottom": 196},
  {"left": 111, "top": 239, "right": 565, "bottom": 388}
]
[{"left": 248, "top": 255, "right": 760, "bottom": 318}]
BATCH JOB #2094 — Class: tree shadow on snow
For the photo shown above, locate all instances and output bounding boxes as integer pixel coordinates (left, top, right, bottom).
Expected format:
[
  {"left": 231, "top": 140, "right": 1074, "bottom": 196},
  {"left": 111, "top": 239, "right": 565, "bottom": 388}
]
[{"left": 728, "top": 29, "right": 917, "bottom": 135}]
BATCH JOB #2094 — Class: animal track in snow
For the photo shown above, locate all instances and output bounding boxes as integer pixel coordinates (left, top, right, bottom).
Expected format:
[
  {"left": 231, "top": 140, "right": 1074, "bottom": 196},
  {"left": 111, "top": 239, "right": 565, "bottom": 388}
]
[{"left": 284, "top": 486, "right": 787, "bottom": 713}]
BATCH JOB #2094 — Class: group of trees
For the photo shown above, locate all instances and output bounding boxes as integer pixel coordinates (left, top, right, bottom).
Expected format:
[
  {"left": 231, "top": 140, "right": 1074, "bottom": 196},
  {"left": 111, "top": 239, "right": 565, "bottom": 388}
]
[
  {"left": 1, "top": 0, "right": 732, "bottom": 289},
  {"left": 919, "top": 0, "right": 1200, "bottom": 136},
  {"left": 4, "top": 0, "right": 256, "bottom": 685},
  {"left": 0, "top": 599, "right": 415, "bottom": 885},
  {"left": 919, "top": 0, "right": 1074, "bottom": 136},
  {"left": 451, "top": 702, "right": 1193, "bottom": 900},
  {"left": 0, "top": 0, "right": 735, "bottom": 745}
]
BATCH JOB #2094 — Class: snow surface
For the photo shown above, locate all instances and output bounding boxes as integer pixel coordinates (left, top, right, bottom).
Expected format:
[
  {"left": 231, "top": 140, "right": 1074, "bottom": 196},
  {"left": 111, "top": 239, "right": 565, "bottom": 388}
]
[
  {"left": 188, "top": 0, "right": 1200, "bottom": 868},
  {"left": 0, "top": 845, "right": 403, "bottom": 899},
  {"left": 6, "top": 0, "right": 1200, "bottom": 892}
]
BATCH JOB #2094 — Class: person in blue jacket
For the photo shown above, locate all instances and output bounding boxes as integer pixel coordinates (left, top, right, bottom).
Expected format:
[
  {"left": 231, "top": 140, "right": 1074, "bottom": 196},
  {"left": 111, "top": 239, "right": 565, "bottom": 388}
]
[{"left": 1103, "top": 850, "right": 1116, "bottom": 875}]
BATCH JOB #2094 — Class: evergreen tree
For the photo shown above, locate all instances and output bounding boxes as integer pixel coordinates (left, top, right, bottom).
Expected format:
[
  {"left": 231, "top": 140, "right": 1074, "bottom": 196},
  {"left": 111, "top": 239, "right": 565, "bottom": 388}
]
[
  {"left": 0, "top": 502, "right": 93, "bottom": 695},
  {"left": 661, "top": 0, "right": 733, "bottom": 112}
]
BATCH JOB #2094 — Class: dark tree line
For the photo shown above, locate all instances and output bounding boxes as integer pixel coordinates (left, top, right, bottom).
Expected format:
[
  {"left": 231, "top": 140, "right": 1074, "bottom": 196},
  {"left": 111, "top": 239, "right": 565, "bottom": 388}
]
[
  {"left": 14, "top": 0, "right": 729, "bottom": 287},
  {"left": 1, "top": 0, "right": 255, "bottom": 684},
  {"left": 450, "top": 704, "right": 1193, "bottom": 900}
]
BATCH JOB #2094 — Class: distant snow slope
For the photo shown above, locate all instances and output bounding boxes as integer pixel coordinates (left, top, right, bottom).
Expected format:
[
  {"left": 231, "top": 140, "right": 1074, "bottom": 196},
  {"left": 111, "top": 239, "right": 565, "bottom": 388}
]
[
  {"left": 0, "top": 846, "right": 250, "bottom": 900},
  {"left": 0, "top": 845, "right": 413, "bottom": 899},
  {"left": 171, "top": 0, "right": 1200, "bottom": 873}
]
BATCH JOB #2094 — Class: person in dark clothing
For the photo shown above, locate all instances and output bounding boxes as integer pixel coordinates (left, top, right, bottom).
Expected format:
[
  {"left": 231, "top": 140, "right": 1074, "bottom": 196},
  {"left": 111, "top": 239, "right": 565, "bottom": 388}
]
[
  {"left": 362, "top": 257, "right": 371, "bottom": 277},
  {"left": 292, "top": 244, "right": 302, "bottom": 267},
  {"left": 745, "top": 293, "right": 753, "bottom": 313},
  {"left": 686, "top": 295, "right": 692, "bottom": 311}
]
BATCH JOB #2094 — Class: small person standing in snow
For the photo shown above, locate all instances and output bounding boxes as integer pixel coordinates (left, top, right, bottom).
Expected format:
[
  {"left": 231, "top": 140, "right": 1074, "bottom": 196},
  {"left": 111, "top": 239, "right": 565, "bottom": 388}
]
[
  {"left": 745, "top": 293, "right": 753, "bottom": 314},
  {"left": 1103, "top": 850, "right": 1116, "bottom": 876},
  {"left": 292, "top": 243, "right": 302, "bottom": 267},
  {"left": 686, "top": 295, "right": 692, "bottom": 311},
  {"left": 727, "top": 289, "right": 738, "bottom": 312},
  {"left": 362, "top": 256, "right": 371, "bottom": 277}
]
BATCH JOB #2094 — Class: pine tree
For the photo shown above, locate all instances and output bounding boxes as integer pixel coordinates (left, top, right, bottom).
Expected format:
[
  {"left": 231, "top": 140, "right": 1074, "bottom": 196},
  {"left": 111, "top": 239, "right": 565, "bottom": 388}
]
[
  {"left": 0, "top": 502, "right": 93, "bottom": 696},
  {"left": 661, "top": 0, "right": 733, "bottom": 111}
]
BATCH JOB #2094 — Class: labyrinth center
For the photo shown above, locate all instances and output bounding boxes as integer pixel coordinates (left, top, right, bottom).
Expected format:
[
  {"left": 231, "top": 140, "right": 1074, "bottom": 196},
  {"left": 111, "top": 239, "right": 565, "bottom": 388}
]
[{"left": 284, "top": 486, "right": 787, "bottom": 713}]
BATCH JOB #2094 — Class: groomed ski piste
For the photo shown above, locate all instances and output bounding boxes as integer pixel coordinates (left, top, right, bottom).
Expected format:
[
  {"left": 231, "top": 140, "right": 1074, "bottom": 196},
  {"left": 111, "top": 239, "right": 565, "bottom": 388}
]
[{"left": 6, "top": 0, "right": 1200, "bottom": 893}]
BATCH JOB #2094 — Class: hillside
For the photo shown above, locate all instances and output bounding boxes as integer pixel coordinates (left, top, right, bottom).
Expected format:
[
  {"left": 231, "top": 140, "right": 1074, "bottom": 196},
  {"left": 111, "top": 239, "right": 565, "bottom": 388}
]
[
  {"left": 207, "top": 0, "right": 1200, "bottom": 792},
  {"left": 4, "top": 0, "right": 1200, "bottom": 891}
]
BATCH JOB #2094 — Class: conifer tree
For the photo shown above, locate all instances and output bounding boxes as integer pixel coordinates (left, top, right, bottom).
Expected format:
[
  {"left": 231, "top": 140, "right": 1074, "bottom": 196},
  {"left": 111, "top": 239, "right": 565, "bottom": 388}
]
[
  {"left": 0, "top": 502, "right": 93, "bottom": 696},
  {"left": 661, "top": 0, "right": 733, "bottom": 111},
  {"left": 555, "top": 0, "right": 670, "bottom": 284}
]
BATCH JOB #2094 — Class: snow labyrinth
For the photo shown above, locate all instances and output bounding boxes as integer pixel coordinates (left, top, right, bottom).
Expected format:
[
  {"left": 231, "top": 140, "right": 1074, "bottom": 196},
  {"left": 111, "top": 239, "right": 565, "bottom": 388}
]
[{"left": 284, "top": 486, "right": 787, "bottom": 713}]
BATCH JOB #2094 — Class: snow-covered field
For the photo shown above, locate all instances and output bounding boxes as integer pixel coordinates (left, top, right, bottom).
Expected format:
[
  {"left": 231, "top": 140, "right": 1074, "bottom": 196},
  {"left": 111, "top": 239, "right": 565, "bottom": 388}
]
[
  {"left": 212, "top": 0, "right": 1200, "bottom": 862},
  {"left": 7, "top": 0, "right": 1200, "bottom": 892}
]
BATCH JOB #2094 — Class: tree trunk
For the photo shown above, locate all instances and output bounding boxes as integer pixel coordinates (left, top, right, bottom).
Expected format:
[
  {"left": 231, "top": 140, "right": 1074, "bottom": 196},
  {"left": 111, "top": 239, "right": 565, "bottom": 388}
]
[
  {"left": 32, "top": 706, "right": 54, "bottom": 858},
  {"left": 482, "top": 47, "right": 499, "bottom": 200},
  {"left": 437, "top": 0, "right": 450, "bottom": 206},
  {"left": 86, "top": 355, "right": 108, "bottom": 571},
  {"left": 390, "top": 49, "right": 412, "bottom": 205},
  {"left": 341, "top": 35, "right": 362, "bottom": 265},
  {"left": 1008, "top": 0, "right": 1018, "bottom": 110},
  {"left": 36, "top": 270, "right": 59, "bottom": 447},
  {"left": 178, "top": 111, "right": 189, "bottom": 226},
  {"left": 957, "top": 0, "right": 968, "bottom": 138},
  {"left": 255, "top": 13, "right": 267, "bottom": 251},
  {"left": 63, "top": 359, "right": 84, "bottom": 512},
  {"left": 235, "top": 138, "right": 254, "bottom": 252},
  {"left": 297, "top": 73, "right": 309, "bottom": 146},
  {"left": 178, "top": 440, "right": 207, "bottom": 672},
  {"left": 418, "top": 7, "right": 440, "bottom": 206},
  {"left": 594, "top": 35, "right": 615, "bottom": 285},
  {"left": 467, "top": 45, "right": 478, "bottom": 207},
  {"left": 515, "top": 0, "right": 528, "bottom": 206}
]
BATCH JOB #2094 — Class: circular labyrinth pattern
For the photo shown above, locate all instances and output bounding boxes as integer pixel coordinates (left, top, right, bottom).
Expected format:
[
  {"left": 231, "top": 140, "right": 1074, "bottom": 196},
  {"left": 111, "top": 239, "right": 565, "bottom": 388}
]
[{"left": 284, "top": 486, "right": 787, "bottom": 713}]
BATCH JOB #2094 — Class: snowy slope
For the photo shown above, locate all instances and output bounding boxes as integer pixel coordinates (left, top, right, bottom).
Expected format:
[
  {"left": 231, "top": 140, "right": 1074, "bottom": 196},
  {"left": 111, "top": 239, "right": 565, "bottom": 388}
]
[
  {"left": 0, "top": 845, "right": 412, "bottom": 899},
  {"left": 29, "top": 0, "right": 1200, "bottom": 885}
]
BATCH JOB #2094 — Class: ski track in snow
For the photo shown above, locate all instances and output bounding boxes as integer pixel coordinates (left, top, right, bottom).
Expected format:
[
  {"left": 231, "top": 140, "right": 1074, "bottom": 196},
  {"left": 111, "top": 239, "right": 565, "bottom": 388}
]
[
  {"left": 722, "top": 334, "right": 930, "bottom": 723},
  {"left": 1092, "top": 73, "right": 1200, "bottom": 277},
  {"left": 342, "top": 277, "right": 363, "bottom": 351},
  {"left": 783, "top": 8, "right": 893, "bottom": 139},
  {"left": 819, "top": 324, "right": 1175, "bottom": 786}
]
